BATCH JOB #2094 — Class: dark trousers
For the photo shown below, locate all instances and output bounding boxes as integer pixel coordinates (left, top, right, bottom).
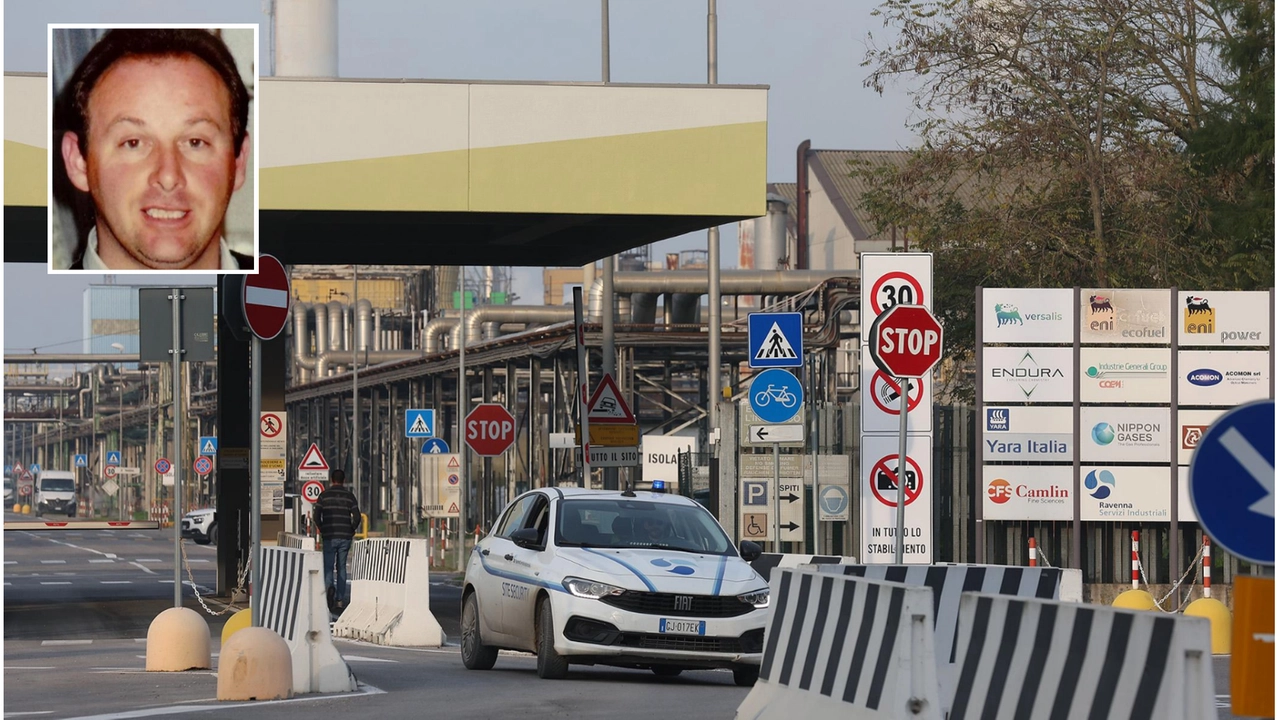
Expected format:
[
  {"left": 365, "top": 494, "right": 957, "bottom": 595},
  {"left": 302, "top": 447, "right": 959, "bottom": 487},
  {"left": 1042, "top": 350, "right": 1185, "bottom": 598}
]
[{"left": 322, "top": 537, "right": 353, "bottom": 606}]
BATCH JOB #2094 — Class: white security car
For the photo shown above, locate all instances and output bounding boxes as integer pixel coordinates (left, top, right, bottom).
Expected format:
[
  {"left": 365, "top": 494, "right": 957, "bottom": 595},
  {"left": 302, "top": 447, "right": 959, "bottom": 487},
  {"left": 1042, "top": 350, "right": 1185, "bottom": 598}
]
[{"left": 461, "top": 485, "right": 769, "bottom": 684}]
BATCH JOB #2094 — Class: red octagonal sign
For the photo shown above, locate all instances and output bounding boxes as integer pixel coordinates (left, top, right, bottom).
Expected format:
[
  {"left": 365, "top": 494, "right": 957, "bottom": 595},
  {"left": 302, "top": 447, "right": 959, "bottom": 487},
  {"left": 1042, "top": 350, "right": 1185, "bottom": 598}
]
[
  {"left": 465, "top": 403, "right": 517, "bottom": 457},
  {"left": 243, "top": 254, "right": 291, "bottom": 340},
  {"left": 870, "top": 304, "right": 943, "bottom": 379}
]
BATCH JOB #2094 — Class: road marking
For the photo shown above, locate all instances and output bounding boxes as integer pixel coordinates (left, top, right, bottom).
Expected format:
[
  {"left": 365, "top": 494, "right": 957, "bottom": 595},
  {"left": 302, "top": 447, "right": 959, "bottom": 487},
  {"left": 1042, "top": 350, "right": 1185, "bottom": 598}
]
[
  {"left": 39, "top": 560, "right": 66, "bottom": 564},
  {"left": 4, "top": 712, "right": 55, "bottom": 716},
  {"left": 185, "top": 559, "right": 209, "bottom": 563},
  {"left": 3, "top": 560, "right": 15, "bottom": 565},
  {"left": 100, "top": 581, "right": 133, "bottom": 585},
  {"left": 129, "top": 562, "right": 156, "bottom": 575},
  {"left": 4, "top": 667, "right": 56, "bottom": 670},
  {"left": 54, "top": 682, "right": 386, "bottom": 719},
  {"left": 39, "top": 581, "right": 72, "bottom": 585},
  {"left": 342, "top": 655, "right": 398, "bottom": 663},
  {"left": 88, "top": 559, "right": 115, "bottom": 564},
  {"left": 41, "top": 640, "right": 92, "bottom": 646},
  {"left": 135, "top": 559, "right": 161, "bottom": 563}
]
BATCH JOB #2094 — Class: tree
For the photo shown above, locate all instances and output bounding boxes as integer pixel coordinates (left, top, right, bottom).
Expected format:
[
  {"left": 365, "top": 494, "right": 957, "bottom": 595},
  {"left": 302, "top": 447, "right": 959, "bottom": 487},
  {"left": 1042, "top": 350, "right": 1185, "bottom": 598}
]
[{"left": 853, "top": 0, "right": 1266, "bottom": 393}]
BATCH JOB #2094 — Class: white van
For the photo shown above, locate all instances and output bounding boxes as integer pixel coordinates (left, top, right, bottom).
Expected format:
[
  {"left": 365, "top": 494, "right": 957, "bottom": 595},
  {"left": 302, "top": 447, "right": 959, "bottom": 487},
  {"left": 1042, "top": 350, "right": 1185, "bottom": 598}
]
[{"left": 35, "top": 470, "right": 77, "bottom": 517}]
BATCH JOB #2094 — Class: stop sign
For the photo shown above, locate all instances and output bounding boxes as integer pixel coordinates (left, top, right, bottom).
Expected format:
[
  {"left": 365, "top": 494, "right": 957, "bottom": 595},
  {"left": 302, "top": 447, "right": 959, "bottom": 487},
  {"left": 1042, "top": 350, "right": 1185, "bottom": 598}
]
[
  {"left": 869, "top": 304, "right": 944, "bottom": 378},
  {"left": 465, "top": 403, "right": 517, "bottom": 457},
  {"left": 242, "top": 254, "right": 291, "bottom": 340}
]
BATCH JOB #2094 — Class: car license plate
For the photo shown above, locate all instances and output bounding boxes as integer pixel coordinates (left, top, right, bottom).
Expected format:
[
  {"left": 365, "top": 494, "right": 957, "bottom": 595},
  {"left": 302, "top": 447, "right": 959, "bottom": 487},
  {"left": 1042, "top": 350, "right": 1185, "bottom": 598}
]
[{"left": 659, "top": 618, "right": 706, "bottom": 635}]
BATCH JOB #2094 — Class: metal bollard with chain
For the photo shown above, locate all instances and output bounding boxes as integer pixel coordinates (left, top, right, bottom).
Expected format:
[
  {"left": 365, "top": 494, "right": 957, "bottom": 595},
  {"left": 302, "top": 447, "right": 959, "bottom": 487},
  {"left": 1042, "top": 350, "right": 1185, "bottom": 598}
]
[
  {"left": 1136, "top": 547, "right": 1201, "bottom": 614},
  {"left": 180, "top": 540, "right": 251, "bottom": 616}
]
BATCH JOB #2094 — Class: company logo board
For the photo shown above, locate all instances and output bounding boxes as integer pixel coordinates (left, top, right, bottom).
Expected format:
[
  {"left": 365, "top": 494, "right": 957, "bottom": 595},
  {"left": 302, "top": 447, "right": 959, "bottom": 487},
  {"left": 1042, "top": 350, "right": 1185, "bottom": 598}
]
[
  {"left": 1177, "top": 351, "right": 1270, "bottom": 407},
  {"left": 747, "top": 312, "right": 803, "bottom": 368},
  {"left": 981, "top": 347, "right": 1074, "bottom": 403},
  {"left": 1080, "top": 466, "right": 1171, "bottom": 521},
  {"left": 981, "top": 406, "right": 1073, "bottom": 461},
  {"left": 1177, "top": 409, "right": 1228, "bottom": 465},
  {"left": 860, "top": 253, "right": 933, "bottom": 339},
  {"left": 1079, "top": 289, "right": 1171, "bottom": 344},
  {"left": 1178, "top": 291, "right": 1271, "bottom": 346},
  {"left": 982, "top": 465, "right": 1073, "bottom": 521},
  {"left": 642, "top": 435, "right": 696, "bottom": 484},
  {"left": 981, "top": 288, "right": 1074, "bottom": 344},
  {"left": 1079, "top": 406, "right": 1171, "bottom": 463},
  {"left": 860, "top": 344, "right": 932, "bottom": 434},
  {"left": 1080, "top": 347, "right": 1171, "bottom": 403},
  {"left": 860, "top": 434, "right": 932, "bottom": 564}
]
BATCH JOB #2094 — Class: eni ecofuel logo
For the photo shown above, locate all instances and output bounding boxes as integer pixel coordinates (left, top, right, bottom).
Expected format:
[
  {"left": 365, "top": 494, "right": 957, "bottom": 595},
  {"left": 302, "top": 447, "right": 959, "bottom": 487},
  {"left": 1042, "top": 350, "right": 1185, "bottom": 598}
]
[{"left": 990, "top": 351, "right": 1063, "bottom": 398}]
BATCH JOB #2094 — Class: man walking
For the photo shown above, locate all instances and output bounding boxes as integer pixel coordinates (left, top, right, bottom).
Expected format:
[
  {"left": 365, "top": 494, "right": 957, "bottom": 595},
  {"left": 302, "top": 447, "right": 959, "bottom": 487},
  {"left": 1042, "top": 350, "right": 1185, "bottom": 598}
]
[{"left": 313, "top": 469, "right": 361, "bottom": 613}]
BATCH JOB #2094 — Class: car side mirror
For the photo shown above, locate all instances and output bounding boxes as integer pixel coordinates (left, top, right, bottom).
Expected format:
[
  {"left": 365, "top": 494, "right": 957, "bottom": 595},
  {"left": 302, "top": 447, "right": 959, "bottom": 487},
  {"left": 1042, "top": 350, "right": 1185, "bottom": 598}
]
[
  {"left": 510, "top": 527, "right": 542, "bottom": 550},
  {"left": 739, "top": 540, "right": 762, "bottom": 562}
]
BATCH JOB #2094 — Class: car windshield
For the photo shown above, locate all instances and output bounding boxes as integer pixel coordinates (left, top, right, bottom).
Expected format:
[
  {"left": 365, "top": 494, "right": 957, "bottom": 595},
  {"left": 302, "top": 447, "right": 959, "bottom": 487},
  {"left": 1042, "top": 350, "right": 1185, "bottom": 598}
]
[
  {"left": 555, "top": 498, "right": 734, "bottom": 555},
  {"left": 40, "top": 478, "right": 75, "bottom": 492}
]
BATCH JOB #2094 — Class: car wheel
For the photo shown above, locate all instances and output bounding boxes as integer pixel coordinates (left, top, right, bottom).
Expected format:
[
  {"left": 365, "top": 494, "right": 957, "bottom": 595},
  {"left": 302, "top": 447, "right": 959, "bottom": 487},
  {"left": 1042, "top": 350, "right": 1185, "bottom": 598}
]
[
  {"left": 209, "top": 523, "right": 218, "bottom": 546},
  {"left": 732, "top": 663, "right": 759, "bottom": 687},
  {"left": 193, "top": 532, "right": 211, "bottom": 546},
  {"left": 460, "top": 592, "right": 498, "bottom": 670},
  {"left": 67, "top": 509, "right": 75, "bottom": 518},
  {"left": 535, "top": 597, "right": 569, "bottom": 679},
  {"left": 651, "top": 666, "right": 683, "bottom": 677}
]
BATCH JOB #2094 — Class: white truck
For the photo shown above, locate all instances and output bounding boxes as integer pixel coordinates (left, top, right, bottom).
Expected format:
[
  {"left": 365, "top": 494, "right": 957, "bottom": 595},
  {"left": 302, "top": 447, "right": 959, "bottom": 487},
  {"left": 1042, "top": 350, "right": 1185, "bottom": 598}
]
[{"left": 34, "top": 470, "right": 78, "bottom": 517}]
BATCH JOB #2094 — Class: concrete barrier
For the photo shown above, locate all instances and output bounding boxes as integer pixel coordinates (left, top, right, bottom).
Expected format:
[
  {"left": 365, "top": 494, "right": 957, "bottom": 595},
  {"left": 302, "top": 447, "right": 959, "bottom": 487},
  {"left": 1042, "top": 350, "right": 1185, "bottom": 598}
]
[
  {"left": 737, "top": 567, "right": 941, "bottom": 720},
  {"left": 948, "top": 592, "right": 1215, "bottom": 719},
  {"left": 276, "top": 531, "right": 317, "bottom": 551},
  {"left": 810, "top": 563, "right": 1068, "bottom": 713},
  {"left": 749, "top": 553, "right": 858, "bottom": 583},
  {"left": 259, "top": 546, "right": 357, "bottom": 694},
  {"left": 333, "top": 538, "right": 443, "bottom": 647}
]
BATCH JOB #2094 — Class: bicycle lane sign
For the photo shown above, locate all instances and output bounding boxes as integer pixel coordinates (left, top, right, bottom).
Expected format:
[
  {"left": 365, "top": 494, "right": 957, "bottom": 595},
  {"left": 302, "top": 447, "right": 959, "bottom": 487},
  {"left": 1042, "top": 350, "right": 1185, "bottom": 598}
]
[{"left": 749, "top": 368, "right": 804, "bottom": 424}]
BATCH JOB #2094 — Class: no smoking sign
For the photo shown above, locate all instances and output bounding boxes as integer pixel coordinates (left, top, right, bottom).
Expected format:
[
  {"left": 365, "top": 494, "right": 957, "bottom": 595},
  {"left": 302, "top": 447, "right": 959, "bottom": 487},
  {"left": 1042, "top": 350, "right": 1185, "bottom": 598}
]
[{"left": 861, "top": 346, "right": 933, "bottom": 433}]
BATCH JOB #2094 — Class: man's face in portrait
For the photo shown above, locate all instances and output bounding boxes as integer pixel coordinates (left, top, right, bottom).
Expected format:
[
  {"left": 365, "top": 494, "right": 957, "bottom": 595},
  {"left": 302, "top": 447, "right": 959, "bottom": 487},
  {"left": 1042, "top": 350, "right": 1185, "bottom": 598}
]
[{"left": 62, "top": 53, "right": 249, "bottom": 269}]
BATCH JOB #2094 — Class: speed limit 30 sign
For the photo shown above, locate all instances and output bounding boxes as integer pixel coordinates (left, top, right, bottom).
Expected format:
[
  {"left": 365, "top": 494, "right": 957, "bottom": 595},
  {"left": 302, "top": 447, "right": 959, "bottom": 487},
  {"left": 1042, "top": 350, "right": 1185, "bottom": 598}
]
[
  {"left": 860, "top": 253, "right": 933, "bottom": 332},
  {"left": 300, "top": 480, "right": 326, "bottom": 504}
]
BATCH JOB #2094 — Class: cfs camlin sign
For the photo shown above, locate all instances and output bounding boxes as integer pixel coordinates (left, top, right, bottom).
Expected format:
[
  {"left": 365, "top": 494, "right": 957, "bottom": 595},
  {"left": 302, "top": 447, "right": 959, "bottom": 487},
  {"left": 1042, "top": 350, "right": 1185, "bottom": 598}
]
[
  {"left": 982, "top": 347, "right": 1073, "bottom": 403},
  {"left": 982, "top": 466, "right": 1073, "bottom": 521},
  {"left": 1080, "top": 289, "right": 1170, "bottom": 344}
]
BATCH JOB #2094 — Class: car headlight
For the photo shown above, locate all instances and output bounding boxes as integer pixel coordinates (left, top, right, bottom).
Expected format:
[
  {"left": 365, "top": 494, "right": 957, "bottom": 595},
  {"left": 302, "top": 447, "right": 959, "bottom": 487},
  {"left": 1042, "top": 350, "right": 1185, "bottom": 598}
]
[
  {"left": 562, "top": 577, "right": 625, "bottom": 599},
  {"left": 738, "top": 588, "right": 770, "bottom": 609}
]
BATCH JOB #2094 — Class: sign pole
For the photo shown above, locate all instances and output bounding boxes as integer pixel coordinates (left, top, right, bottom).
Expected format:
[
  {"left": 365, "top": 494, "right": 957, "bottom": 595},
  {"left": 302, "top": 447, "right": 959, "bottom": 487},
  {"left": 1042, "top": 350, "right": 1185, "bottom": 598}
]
[
  {"left": 170, "top": 288, "right": 183, "bottom": 608},
  {"left": 773, "top": 442, "right": 780, "bottom": 549},
  {"left": 250, "top": 336, "right": 262, "bottom": 627},
  {"left": 894, "top": 373, "right": 909, "bottom": 563},
  {"left": 457, "top": 266, "right": 466, "bottom": 574},
  {"left": 574, "top": 287, "right": 592, "bottom": 487}
]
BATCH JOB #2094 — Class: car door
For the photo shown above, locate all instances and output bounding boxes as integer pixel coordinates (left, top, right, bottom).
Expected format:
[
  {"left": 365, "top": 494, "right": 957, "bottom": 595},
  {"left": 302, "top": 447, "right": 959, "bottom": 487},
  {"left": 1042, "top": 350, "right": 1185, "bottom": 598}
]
[
  {"left": 478, "top": 495, "right": 535, "bottom": 640},
  {"left": 501, "top": 494, "right": 551, "bottom": 642}
]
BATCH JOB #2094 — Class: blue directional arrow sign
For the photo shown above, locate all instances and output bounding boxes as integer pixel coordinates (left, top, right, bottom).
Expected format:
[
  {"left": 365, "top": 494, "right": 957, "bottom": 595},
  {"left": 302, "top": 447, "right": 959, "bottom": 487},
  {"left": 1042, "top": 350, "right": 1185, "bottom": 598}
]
[
  {"left": 1189, "top": 399, "right": 1274, "bottom": 565},
  {"left": 405, "top": 409, "right": 436, "bottom": 438},
  {"left": 74, "top": 454, "right": 88, "bottom": 468},
  {"left": 421, "top": 438, "right": 451, "bottom": 454},
  {"left": 106, "top": 451, "right": 122, "bottom": 466},
  {"left": 748, "top": 312, "right": 803, "bottom": 368},
  {"left": 198, "top": 436, "right": 218, "bottom": 456},
  {"left": 749, "top": 369, "right": 804, "bottom": 424}
]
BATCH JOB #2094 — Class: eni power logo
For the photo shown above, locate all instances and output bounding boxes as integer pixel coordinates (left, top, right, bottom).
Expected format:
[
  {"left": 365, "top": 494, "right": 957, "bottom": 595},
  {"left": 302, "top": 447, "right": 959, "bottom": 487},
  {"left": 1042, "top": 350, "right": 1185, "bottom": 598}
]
[{"left": 1184, "top": 296, "right": 1215, "bottom": 334}]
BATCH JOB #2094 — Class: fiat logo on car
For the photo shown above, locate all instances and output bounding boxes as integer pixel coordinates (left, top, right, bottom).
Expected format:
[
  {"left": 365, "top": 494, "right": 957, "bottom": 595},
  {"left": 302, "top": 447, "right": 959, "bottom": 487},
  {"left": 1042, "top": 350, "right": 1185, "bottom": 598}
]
[{"left": 674, "top": 595, "right": 693, "bottom": 612}]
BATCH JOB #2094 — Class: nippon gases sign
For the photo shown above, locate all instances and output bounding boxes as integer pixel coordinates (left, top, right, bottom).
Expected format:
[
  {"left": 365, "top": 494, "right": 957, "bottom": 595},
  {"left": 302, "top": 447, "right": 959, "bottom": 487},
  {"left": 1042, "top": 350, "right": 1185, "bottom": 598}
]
[
  {"left": 982, "top": 406, "right": 1072, "bottom": 461},
  {"left": 982, "top": 347, "right": 1073, "bottom": 403},
  {"left": 1079, "top": 347, "right": 1171, "bottom": 404},
  {"left": 1080, "top": 466, "right": 1171, "bottom": 522},
  {"left": 981, "top": 288, "right": 1074, "bottom": 344},
  {"left": 1080, "top": 406, "right": 1171, "bottom": 463},
  {"left": 1177, "top": 351, "right": 1270, "bottom": 406},
  {"left": 982, "top": 465, "right": 1073, "bottom": 521},
  {"left": 1079, "top": 289, "right": 1171, "bottom": 344},
  {"left": 1177, "top": 291, "right": 1272, "bottom": 346}
]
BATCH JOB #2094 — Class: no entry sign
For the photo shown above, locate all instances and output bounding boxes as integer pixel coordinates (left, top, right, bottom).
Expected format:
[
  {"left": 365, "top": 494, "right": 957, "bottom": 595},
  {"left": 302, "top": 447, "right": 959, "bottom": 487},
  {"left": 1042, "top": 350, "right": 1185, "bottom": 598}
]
[{"left": 243, "top": 254, "right": 291, "bottom": 340}]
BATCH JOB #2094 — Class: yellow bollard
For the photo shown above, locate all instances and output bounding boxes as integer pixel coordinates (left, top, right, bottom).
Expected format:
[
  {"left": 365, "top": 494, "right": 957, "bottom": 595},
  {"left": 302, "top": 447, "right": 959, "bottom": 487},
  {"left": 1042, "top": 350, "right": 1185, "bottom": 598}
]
[
  {"left": 221, "top": 607, "right": 253, "bottom": 646},
  {"left": 1111, "top": 589, "right": 1157, "bottom": 611},
  {"left": 355, "top": 513, "right": 369, "bottom": 540},
  {"left": 1184, "top": 598, "right": 1232, "bottom": 654}
]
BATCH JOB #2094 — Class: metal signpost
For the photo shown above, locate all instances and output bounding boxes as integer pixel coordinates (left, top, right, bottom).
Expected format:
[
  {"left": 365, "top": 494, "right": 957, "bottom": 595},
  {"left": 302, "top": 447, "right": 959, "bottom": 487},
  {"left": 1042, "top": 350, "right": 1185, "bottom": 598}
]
[
  {"left": 573, "top": 287, "right": 592, "bottom": 486},
  {"left": 748, "top": 368, "right": 804, "bottom": 546},
  {"left": 241, "top": 255, "right": 291, "bottom": 627},
  {"left": 867, "top": 303, "right": 943, "bottom": 563}
]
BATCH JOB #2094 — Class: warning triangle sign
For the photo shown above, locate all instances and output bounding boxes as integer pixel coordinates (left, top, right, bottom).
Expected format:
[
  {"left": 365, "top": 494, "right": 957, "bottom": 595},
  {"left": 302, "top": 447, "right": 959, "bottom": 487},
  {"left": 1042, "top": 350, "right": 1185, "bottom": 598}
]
[
  {"left": 447, "top": 456, "right": 460, "bottom": 468},
  {"left": 408, "top": 414, "right": 431, "bottom": 435},
  {"left": 586, "top": 373, "right": 636, "bottom": 424},
  {"left": 754, "top": 322, "right": 798, "bottom": 362},
  {"left": 448, "top": 502, "right": 459, "bottom": 513},
  {"left": 200, "top": 439, "right": 217, "bottom": 455},
  {"left": 298, "top": 443, "right": 329, "bottom": 471}
]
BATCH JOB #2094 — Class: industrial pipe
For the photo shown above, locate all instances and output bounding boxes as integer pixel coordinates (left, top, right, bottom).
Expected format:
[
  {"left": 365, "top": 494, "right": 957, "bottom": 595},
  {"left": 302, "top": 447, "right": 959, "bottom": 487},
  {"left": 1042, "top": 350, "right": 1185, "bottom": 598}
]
[
  {"left": 586, "top": 270, "right": 852, "bottom": 319},
  {"left": 424, "top": 317, "right": 459, "bottom": 353},
  {"left": 292, "top": 302, "right": 318, "bottom": 378},
  {"left": 315, "top": 350, "right": 423, "bottom": 377},
  {"left": 452, "top": 306, "right": 576, "bottom": 347},
  {"left": 356, "top": 299, "right": 373, "bottom": 353},
  {"left": 327, "top": 301, "right": 344, "bottom": 352}
]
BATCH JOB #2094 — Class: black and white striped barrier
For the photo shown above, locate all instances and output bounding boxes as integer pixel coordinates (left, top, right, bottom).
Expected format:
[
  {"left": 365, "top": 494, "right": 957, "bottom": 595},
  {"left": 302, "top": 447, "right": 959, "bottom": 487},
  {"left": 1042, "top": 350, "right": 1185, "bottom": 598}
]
[
  {"left": 949, "top": 593, "right": 1214, "bottom": 719},
  {"left": 808, "top": 564, "right": 1072, "bottom": 714},
  {"left": 750, "top": 553, "right": 858, "bottom": 582},
  {"left": 333, "top": 538, "right": 443, "bottom": 646},
  {"left": 275, "top": 532, "right": 317, "bottom": 550},
  {"left": 259, "top": 546, "right": 357, "bottom": 694},
  {"left": 737, "top": 567, "right": 942, "bottom": 720}
]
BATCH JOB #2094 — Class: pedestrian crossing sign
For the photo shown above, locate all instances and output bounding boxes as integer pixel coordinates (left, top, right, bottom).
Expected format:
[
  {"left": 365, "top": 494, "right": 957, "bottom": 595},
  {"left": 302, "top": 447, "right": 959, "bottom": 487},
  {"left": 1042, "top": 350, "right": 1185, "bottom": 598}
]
[
  {"left": 198, "top": 436, "right": 218, "bottom": 456},
  {"left": 405, "top": 409, "right": 436, "bottom": 438},
  {"left": 748, "top": 312, "right": 803, "bottom": 368}
]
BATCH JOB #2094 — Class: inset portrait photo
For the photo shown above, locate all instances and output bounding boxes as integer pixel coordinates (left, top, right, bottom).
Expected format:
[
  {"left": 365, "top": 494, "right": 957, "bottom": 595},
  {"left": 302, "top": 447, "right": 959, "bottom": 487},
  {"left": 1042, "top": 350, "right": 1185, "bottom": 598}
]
[{"left": 48, "top": 25, "right": 258, "bottom": 273}]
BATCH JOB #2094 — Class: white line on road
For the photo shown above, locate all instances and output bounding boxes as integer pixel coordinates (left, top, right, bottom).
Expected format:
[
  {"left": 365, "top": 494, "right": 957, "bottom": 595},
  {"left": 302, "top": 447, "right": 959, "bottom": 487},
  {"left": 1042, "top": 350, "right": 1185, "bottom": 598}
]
[
  {"left": 129, "top": 562, "right": 155, "bottom": 575},
  {"left": 52, "top": 682, "right": 386, "bottom": 720},
  {"left": 39, "top": 582, "right": 72, "bottom": 585},
  {"left": 39, "top": 560, "right": 66, "bottom": 564},
  {"left": 185, "top": 559, "right": 209, "bottom": 563},
  {"left": 41, "top": 640, "right": 92, "bottom": 646},
  {"left": 88, "top": 559, "right": 115, "bottom": 564},
  {"left": 4, "top": 667, "right": 56, "bottom": 670},
  {"left": 4, "top": 560, "right": 15, "bottom": 564},
  {"left": 100, "top": 581, "right": 133, "bottom": 585},
  {"left": 4, "top": 711, "right": 55, "bottom": 716},
  {"left": 342, "top": 655, "right": 398, "bottom": 663},
  {"left": 135, "top": 559, "right": 161, "bottom": 563}
]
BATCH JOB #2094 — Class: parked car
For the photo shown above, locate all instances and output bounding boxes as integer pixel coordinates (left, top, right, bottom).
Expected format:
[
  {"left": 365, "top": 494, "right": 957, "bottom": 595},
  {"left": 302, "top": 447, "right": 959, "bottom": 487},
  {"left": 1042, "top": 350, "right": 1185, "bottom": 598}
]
[
  {"left": 461, "top": 484, "right": 768, "bottom": 684},
  {"left": 181, "top": 508, "right": 218, "bottom": 545}
]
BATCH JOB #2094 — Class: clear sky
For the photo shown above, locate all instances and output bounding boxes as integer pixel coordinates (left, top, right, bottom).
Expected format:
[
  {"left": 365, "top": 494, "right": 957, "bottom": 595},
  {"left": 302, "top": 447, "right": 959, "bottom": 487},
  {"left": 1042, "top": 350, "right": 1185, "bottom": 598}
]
[{"left": 2, "top": 0, "right": 918, "bottom": 352}]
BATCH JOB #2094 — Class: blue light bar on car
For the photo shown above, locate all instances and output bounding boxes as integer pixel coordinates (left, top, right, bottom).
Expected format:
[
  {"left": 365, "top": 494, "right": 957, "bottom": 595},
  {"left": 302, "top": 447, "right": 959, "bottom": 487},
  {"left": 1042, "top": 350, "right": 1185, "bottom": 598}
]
[{"left": 651, "top": 480, "right": 666, "bottom": 492}]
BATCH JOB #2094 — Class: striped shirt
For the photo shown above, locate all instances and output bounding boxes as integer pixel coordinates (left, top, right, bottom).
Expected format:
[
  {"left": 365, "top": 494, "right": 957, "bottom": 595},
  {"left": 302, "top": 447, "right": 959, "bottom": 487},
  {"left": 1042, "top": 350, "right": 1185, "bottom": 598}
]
[{"left": 313, "top": 485, "right": 360, "bottom": 539}]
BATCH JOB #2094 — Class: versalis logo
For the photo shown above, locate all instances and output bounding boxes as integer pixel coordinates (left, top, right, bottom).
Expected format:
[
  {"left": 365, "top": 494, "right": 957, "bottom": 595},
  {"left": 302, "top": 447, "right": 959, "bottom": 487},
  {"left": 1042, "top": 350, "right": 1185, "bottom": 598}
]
[{"left": 1184, "top": 296, "right": 1215, "bottom": 334}]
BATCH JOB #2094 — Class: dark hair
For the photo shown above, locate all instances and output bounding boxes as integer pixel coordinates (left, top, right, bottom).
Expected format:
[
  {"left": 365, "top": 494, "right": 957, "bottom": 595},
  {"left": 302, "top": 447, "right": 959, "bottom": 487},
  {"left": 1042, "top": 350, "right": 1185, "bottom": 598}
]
[
  {"left": 331, "top": 469, "right": 346, "bottom": 484},
  {"left": 64, "top": 29, "right": 250, "bottom": 156}
]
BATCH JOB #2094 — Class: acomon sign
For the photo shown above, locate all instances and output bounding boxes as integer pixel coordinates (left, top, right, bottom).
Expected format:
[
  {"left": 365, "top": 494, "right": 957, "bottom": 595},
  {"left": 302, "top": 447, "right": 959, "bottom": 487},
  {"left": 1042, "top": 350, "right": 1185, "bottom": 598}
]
[
  {"left": 869, "top": 304, "right": 944, "bottom": 378},
  {"left": 465, "top": 403, "right": 517, "bottom": 456}
]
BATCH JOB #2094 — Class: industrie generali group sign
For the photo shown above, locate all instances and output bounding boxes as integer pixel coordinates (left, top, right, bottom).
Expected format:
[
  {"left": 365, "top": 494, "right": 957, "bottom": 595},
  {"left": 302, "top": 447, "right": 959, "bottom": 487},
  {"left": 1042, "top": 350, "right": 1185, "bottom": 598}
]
[{"left": 977, "top": 288, "right": 1272, "bottom": 525}]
